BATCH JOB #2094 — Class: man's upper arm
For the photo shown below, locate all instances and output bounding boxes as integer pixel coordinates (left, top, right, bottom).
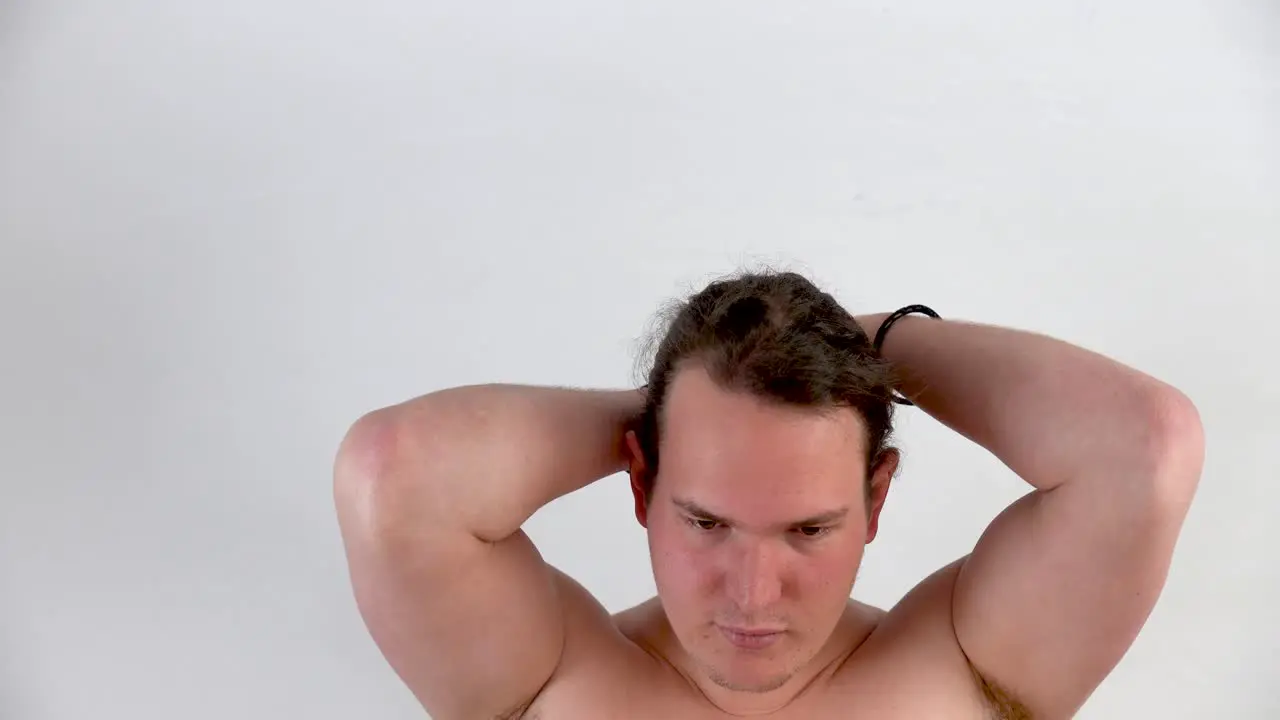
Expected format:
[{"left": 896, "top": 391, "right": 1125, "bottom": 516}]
[
  {"left": 332, "top": 416, "right": 566, "bottom": 720},
  {"left": 951, "top": 390, "right": 1204, "bottom": 718}
]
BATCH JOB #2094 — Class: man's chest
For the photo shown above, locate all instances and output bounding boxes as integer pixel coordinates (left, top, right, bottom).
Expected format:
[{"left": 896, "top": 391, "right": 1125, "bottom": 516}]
[
  {"left": 524, "top": 656, "right": 997, "bottom": 720},
  {"left": 524, "top": 687, "right": 995, "bottom": 720}
]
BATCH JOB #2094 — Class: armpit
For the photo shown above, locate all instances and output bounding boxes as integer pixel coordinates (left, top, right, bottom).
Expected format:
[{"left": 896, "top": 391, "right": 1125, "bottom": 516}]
[
  {"left": 971, "top": 665, "right": 1034, "bottom": 720},
  {"left": 493, "top": 696, "right": 536, "bottom": 720}
]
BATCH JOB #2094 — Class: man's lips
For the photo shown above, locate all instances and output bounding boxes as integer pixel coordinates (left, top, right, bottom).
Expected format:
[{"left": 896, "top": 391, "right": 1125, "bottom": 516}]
[{"left": 718, "top": 625, "right": 785, "bottom": 649}]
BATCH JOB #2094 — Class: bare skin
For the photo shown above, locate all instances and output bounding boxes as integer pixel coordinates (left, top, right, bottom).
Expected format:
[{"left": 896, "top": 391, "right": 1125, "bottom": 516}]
[{"left": 333, "top": 313, "right": 1204, "bottom": 720}]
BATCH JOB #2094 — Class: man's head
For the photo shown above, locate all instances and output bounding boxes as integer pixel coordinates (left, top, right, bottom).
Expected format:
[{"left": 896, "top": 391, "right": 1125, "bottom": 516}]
[{"left": 623, "top": 270, "right": 900, "bottom": 696}]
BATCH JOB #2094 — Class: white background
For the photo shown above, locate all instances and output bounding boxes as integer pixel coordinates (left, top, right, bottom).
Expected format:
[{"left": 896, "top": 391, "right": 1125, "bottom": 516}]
[{"left": 2, "top": 1, "right": 1277, "bottom": 718}]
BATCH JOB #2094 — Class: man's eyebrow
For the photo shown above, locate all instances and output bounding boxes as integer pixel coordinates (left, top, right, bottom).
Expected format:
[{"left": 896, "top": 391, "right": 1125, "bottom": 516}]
[
  {"left": 672, "top": 497, "right": 850, "bottom": 528},
  {"left": 791, "top": 507, "right": 851, "bottom": 526},
  {"left": 672, "top": 498, "right": 730, "bottom": 524}
]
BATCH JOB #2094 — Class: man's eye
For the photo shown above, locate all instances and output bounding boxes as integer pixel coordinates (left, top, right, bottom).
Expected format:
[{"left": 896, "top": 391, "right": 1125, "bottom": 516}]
[
  {"left": 690, "top": 518, "right": 720, "bottom": 531},
  {"left": 796, "top": 526, "right": 828, "bottom": 538}
]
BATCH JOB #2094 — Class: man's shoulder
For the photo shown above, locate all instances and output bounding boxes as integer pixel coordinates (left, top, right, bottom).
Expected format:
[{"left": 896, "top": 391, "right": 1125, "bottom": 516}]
[
  {"left": 833, "top": 558, "right": 968, "bottom": 670},
  {"left": 841, "top": 557, "right": 1030, "bottom": 719}
]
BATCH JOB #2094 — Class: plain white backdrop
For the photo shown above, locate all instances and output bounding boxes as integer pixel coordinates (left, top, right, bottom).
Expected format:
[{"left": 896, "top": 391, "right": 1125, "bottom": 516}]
[{"left": 2, "top": 1, "right": 1277, "bottom": 718}]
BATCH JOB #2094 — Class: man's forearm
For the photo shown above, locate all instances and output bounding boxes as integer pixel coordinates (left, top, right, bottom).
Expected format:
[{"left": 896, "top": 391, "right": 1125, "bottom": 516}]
[
  {"left": 855, "top": 313, "right": 1194, "bottom": 490},
  {"left": 355, "top": 384, "right": 644, "bottom": 543}
]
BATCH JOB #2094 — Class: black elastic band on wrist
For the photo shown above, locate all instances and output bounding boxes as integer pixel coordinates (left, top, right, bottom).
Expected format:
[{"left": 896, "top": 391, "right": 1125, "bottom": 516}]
[{"left": 873, "top": 304, "right": 941, "bottom": 406}]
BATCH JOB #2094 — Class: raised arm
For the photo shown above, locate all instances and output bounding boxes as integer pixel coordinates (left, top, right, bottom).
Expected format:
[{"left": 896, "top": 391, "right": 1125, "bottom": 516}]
[
  {"left": 857, "top": 313, "right": 1204, "bottom": 718},
  {"left": 332, "top": 384, "right": 643, "bottom": 720}
]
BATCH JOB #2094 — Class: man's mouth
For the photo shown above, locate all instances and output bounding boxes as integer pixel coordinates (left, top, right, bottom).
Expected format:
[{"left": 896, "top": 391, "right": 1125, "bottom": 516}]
[{"left": 717, "top": 625, "right": 785, "bottom": 650}]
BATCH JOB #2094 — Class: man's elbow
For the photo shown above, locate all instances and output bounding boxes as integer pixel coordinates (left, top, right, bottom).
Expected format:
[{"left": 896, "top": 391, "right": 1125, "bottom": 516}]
[
  {"left": 1143, "top": 386, "right": 1205, "bottom": 508},
  {"left": 332, "top": 408, "right": 435, "bottom": 541}
]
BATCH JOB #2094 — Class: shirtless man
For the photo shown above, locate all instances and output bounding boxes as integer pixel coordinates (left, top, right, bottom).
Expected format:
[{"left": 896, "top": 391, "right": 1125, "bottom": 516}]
[{"left": 332, "top": 270, "right": 1204, "bottom": 719}]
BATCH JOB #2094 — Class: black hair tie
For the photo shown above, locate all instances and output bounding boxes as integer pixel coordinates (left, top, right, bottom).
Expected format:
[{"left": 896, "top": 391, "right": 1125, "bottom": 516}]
[{"left": 873, "top": 304, "right": 941, "bottom": 406}]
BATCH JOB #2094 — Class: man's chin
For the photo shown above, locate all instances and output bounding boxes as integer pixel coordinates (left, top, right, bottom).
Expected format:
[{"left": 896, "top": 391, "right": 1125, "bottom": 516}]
[{"left": 697, "top": 649, "right": 797, "bottom": 694}]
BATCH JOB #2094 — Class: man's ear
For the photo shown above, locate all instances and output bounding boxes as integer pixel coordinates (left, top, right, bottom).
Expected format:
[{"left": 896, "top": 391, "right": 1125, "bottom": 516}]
[
  {"left": 864, "top": 448, "right": 900, "bottom": 544},
  {"left": 625, "top": 430, "right": 649, "bottom": 528}
]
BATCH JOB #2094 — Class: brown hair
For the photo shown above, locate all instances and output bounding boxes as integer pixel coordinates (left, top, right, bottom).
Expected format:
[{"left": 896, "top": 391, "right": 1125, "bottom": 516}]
[{"left": 632, "top": 269, "right": 899, "bottom": 504}]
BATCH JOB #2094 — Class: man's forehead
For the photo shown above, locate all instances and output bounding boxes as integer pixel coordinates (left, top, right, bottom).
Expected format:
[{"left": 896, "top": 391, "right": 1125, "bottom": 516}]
[{"left": 659, "top": 365, "right": 869, "bottom": 461}]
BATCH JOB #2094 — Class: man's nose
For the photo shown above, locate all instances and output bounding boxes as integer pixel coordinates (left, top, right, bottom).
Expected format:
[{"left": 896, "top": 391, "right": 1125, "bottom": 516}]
[{"left": 725, "top": 539, "right": 783, "bottom": 612}]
